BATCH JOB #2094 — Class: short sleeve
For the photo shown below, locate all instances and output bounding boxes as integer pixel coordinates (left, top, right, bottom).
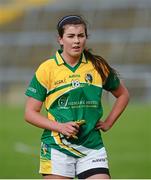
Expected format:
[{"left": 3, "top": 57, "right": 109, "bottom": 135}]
[
  {"left": 25, "top": 74, "right": 47, "bottom": 101},
  {"left": 25, "top": 61, "right": 50, "bottom": 101},
  {"left": 103, "top": 71, "right": 120, "bottom": 91}
]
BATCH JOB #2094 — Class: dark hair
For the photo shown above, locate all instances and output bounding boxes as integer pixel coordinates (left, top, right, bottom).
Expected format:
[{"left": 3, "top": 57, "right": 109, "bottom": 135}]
[
  {"left": 57, "top": 15, "right": 88, "bottom": 38},
  {"left": 83, "top": 49, "right": 118, "bottom": 84},
  {"left": 57, "top": 15, "right": 118, "bottom": 84}
]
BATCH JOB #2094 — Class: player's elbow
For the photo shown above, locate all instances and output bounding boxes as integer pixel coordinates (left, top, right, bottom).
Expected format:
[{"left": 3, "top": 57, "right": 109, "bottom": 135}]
[
  {"left": 124, "top": 87, "right": 130, "bottom": 104},
  {"left": 24, "top": 108, "right": 32, "bottom": 123}
]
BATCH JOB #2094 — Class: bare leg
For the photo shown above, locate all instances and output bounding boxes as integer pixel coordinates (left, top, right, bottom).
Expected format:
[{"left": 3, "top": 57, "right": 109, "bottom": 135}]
[
  {"left": 86, "top": 173, "right": 110, "bottom": 179},
  {"left": 43, "top": 174, "right": 72, "bottom": 179}
]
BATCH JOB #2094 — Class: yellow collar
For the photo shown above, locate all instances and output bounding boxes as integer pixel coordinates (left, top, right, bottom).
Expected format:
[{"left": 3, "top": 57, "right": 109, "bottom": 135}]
[{"left": 55, "top": 50, "right": 87, "bottom": 65}]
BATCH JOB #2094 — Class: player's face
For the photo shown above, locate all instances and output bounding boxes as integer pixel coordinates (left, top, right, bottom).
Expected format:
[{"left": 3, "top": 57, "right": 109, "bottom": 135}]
[{"left": 58, "top": 24, "right": 86, "bottom": 59}]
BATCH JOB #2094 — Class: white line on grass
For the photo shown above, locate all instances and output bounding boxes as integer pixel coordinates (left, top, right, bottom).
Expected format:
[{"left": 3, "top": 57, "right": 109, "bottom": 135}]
[{"left": 14, "top": 142, "right": 38, "bottom": 155}]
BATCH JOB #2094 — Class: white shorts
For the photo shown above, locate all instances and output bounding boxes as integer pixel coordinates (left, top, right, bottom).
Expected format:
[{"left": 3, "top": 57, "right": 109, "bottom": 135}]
[{"left": 39, "top": 147, "right": 110, "bottom": 178}]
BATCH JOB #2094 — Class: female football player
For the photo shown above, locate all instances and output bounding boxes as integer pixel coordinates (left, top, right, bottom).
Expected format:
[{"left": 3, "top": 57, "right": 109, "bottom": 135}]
[{"left": 25, "top": 15, "right": 129, "bottom": 179}]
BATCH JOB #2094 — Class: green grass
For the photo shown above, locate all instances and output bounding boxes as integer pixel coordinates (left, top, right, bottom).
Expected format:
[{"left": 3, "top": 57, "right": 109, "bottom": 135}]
[
  {"left": 102, "top": 102, "right": 151, "bottom": 178},
  {"left": 0, "top": 103, "right": 151, "bottom": 178},
  {"left": 0, "top": 105, "right": 42, "bottom": 179}
]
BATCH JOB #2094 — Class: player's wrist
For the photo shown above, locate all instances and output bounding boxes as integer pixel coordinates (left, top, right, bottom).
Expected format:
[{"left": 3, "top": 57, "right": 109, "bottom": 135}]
[
  {"left": 104, "top": 120, "right": 112, "bottom": 131},
  {"left": 49, "top": 120, "right": 62, "bottom": 133}
]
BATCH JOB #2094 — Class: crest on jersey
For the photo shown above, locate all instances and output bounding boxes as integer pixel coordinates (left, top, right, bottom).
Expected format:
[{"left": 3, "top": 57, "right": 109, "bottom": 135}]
[
  {"left": 71, "top": 79, "right": 80, "bottom": 88},
  {"left": 85, "top": 73, "right": 93, "bottom": 84}
]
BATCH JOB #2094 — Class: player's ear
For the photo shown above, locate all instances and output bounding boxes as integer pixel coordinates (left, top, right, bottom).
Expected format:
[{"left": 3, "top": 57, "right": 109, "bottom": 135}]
[{"left": 57, "top": 36, "right": 63, "bottom": 46}]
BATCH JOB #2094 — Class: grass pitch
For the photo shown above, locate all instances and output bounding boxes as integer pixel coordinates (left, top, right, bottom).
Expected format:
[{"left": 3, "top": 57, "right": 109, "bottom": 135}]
[{"left": 0, "top": 103, "right": 151, "bottom": 178}]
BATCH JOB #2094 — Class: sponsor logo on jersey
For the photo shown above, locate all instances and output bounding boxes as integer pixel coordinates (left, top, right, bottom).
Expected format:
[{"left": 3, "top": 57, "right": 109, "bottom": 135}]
[
  {"left": 54, "top": 78, "right": 66, "bottom": 86},
  {"left": 27, "top": 87, "right": 37, "bottom": 93},
  {"left": 69, "top": 74, "right": 80, "bottom": 78},
  {"left": 58, "top": 96, "right": 69, "bottom": 108},
  {"left": 92, "top": 158, "right": 106, "bottom": 163}
]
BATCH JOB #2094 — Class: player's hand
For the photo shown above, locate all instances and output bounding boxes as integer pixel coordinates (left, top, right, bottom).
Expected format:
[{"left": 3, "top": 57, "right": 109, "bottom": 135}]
[
  {"left": 68, "top": 120, "right": 86, "bottom": 139},
  {"left": 95, "top": 120, "right": 111, "bottom": 132},
  {"left": 57, "top": 121, "right": 80, "bottom": 138},
  {"left": 75, "top": 119, "right": 85, "bottom": 126}
]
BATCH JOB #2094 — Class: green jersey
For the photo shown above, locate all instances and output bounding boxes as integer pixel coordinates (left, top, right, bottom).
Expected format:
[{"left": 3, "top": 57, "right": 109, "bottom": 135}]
[{"left": 25, "top": 50, "right": 120, "bottom": 158}]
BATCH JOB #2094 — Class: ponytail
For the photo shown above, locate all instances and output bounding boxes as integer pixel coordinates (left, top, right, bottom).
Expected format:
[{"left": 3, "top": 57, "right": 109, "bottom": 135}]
[{"left": 83, "top": 49, "right": 118, "bottom": 84}]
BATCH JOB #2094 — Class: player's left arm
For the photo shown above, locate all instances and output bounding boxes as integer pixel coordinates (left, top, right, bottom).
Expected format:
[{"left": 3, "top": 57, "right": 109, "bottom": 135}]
[{"left": 96, "top": 81, "right": 130, "bottom": 131}]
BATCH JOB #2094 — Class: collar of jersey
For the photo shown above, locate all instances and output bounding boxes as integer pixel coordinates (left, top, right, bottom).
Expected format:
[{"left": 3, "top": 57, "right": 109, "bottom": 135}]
[{"left": 55, "top": 49, "right": 87, "bottom": 66}]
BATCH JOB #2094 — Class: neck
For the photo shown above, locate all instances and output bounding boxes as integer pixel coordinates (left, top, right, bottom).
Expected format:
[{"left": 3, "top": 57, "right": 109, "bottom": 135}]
[{"left": 61, "top": 53, "right": 81, "bottom": 67}]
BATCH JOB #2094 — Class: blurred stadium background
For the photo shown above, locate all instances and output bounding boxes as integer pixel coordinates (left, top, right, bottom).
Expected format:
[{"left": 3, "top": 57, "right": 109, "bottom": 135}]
[{"left": 0, "top": 0, "right": 151, "bottom": 179}]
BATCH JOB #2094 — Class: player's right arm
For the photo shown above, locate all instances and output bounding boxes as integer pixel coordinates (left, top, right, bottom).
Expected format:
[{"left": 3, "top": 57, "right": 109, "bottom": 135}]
[{"left": 24, "top": 97, "right": 79, "bottom": 137}]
